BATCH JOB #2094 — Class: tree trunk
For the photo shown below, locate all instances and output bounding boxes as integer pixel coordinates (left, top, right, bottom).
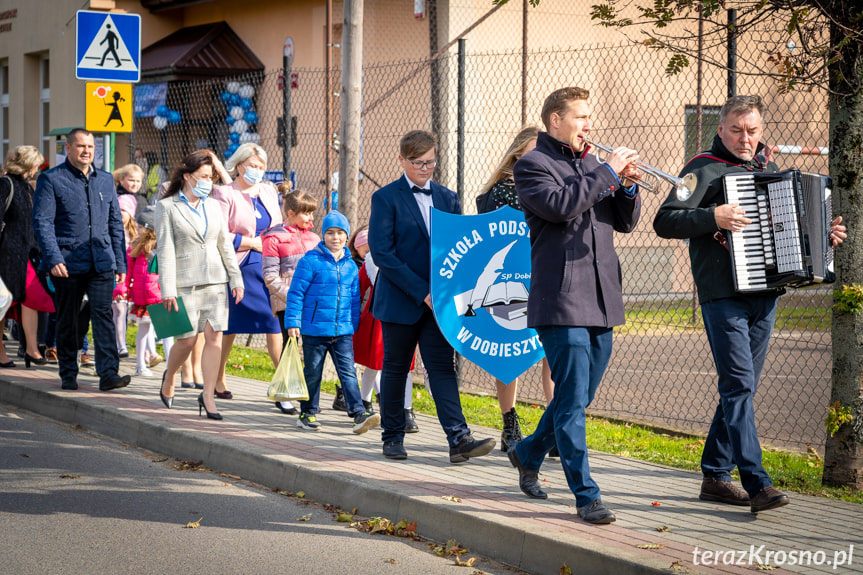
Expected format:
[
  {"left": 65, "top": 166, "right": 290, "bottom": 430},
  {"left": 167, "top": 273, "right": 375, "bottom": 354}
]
[
  {"left": 338, "top": 0, "right": 363, "bottom": 230},
  {"left": 822, "top": 5, "right": 863, "bottom": 489}
]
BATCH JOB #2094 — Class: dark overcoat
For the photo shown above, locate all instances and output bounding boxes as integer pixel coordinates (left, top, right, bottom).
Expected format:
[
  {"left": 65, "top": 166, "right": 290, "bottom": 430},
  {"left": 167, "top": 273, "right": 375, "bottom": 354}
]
[
  {"left": 513, "top": 131, "right": 641, "bottom": 328},
  {"left": 0, "top": 174, "right": 41, "bottom": 302}
]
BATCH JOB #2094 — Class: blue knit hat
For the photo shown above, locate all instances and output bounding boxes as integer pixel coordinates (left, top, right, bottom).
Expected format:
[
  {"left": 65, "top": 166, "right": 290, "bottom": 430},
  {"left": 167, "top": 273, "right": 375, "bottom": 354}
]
[{"left": 322, "top": 210, "right": 350, "bottom": 236}]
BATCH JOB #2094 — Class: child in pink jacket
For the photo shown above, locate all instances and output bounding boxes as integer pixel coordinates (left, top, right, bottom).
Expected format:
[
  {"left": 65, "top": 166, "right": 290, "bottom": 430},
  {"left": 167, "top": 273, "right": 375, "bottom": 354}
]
[
  {"left": 126, "top": 206, "right": 174, "bottom": 376},
  {"left": 261, "top": 186, "right": 320, "bottom": 415}
]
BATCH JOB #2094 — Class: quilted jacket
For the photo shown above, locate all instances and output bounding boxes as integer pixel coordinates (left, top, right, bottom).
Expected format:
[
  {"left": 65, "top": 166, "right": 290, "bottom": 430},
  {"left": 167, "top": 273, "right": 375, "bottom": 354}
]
[
  {"left": 283, "top": 243, "right": 360, "bottom": 337},
  {"left": 261, "top": 223, "right": 321, "bottom": 314}
]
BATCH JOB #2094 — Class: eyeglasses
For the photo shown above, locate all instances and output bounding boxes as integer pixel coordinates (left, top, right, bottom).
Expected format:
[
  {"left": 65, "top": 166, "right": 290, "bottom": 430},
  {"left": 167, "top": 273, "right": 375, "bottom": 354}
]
[{"left": 408, "top": 159, "right": 437, "bottom": 170}]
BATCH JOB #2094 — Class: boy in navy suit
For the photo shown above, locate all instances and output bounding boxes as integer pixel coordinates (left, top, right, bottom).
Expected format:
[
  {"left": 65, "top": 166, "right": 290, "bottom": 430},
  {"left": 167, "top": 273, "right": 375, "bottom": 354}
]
[{"left": 368, "top": 130, "right": 495, "bottom": 462}]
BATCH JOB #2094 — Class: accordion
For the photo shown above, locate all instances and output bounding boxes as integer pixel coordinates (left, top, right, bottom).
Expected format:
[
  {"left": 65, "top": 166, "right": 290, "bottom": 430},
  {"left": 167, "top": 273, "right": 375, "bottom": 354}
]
[{"left": 722, "top": 169, "right": 835, "bottom": 292}]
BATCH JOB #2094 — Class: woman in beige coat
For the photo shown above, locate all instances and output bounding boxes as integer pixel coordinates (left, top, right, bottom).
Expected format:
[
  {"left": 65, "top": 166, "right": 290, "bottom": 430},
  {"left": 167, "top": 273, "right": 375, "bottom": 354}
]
[{"left": 156, "top": 150, "right": 244, "bottom": 419}]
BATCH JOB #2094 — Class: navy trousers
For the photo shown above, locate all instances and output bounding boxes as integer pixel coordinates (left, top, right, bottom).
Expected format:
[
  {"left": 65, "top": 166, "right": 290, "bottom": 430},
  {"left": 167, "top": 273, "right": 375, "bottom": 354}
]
[
  {"left": 514, "top": 325, "right": 613, "bottom": 507},
  {"left": 380, "top": 308, "right": 470, "bottom": 447},
  {"left": 700, "top": 294, "right": 777, "bottom": 496},
  {"left": 52, "top": 271, "right": 119, "bottom": 386}
]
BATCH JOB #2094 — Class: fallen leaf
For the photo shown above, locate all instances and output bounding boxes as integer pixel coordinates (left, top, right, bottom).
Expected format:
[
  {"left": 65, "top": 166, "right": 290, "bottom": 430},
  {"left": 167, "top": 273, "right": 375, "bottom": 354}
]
[
  {"left": 19, "top": 453, "right": 30, "bottom": 458},
  {"left": 297, "top": 491, "right": 305, "bottom": 498},
  {"left": 619, "top": 450, "right": 631, "bottom": 457},
  {"left": 59, "top": 474, "right": 81, "bottom": 479},
  {"left": 651, "top": 501, "right": 661, "bottom": 506},
  {"left": 669, "top": 560, "right": 685, "bottom": 571},
  {"left": 220, "top": 473, "right": 241, "bottom": 480},
  {"left": 405, "top": 521, "right": 417, "bottom": 532},
  {"left": 370, "top": 517, "right": 391, "bottom": 534},
  {"left": 637, "top": 543, "right": 665, "bottom": 549},
  {"left": 231, "top": 364, "right": 244, "bottom": 370},
  {"left": 385, "top": 558, "right": 398, "bottom": 564},
  {"left": 297, "top": 514, "right": 312, "bottom": 521},
  {"left": 755, "top": 565, "right": 777, "bottom": 571},
  {"left": 560, "top": 565, "right": 573, "bottom": 575},
  {"left": 655, "top": 525, "right": 670, "bottom": 532},
  {"left": 336, "top": 512, "right": 353, "bottom": 522},
  {"left": 442, "top": 495, "right": 462, "bottom": 503},
  {"left": 454, "top": 556, "right": 476, "bottom": 567},
  {"left": 184, "top": 517, "right": 203, "bottom": 528}
]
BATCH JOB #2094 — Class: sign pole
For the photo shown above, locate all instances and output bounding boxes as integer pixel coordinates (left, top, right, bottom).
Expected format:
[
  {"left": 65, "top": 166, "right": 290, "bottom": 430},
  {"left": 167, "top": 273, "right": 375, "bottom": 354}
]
[{"left": 283, "top": 37, "right": 293, "bottom": 184}]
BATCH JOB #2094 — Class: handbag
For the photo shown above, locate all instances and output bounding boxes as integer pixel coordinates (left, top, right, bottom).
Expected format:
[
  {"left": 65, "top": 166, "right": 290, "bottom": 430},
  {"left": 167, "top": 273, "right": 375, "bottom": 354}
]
[
  {"left": 0, "top": 176, "right": 14, "bottom": 317},
  {"left": 267, "top": 336, "right": 309, "bottom": 401},
  {"left": 0, "top": 274, "right": 12, "bottom": 319}
]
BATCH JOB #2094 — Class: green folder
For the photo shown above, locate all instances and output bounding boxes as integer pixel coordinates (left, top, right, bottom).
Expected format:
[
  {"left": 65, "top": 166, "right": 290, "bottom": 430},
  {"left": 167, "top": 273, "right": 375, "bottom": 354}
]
[{"left": 147, "top": 297, "right": 194, "bottom": 339}]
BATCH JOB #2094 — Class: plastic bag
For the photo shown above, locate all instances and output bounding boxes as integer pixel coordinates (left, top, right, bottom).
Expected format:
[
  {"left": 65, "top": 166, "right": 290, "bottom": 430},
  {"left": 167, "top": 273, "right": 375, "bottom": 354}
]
[
  {"left": 0, "top": 274, "right": 12, "bottom": 320},
  {"left": 267, "top": 336, "right": 309, "bottom": 402}
]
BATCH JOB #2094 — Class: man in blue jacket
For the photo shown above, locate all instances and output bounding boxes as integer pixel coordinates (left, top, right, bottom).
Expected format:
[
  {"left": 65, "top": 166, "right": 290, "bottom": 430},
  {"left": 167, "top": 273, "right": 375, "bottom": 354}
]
[
  {"left": 509, "top": 87, "right": 641, "bottom": 524},
  {"left": 32, "top": 129, "right": 131, "bottom": 392},
  {"left": 369, "top": 130, "right": 495, "bottom": 462}
]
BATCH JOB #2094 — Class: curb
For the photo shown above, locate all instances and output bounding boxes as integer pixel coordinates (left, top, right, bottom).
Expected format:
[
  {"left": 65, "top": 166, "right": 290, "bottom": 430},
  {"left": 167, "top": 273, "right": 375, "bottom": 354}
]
[{"left": 0, "top": 374, "right": 691, "bottom": 575}]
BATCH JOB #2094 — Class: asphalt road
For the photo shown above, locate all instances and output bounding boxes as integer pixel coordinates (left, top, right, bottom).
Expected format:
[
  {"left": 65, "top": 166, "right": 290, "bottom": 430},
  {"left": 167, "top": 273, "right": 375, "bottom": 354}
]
[{"left": 0, "top": 402, "right": 527, "bottom": 575}]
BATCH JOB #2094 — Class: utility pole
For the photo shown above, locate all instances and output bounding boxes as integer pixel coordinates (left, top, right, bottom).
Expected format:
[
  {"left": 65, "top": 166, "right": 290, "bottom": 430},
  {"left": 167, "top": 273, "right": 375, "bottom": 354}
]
[{"left": 339, "top": 0, "right": 363, "bottom": 229}]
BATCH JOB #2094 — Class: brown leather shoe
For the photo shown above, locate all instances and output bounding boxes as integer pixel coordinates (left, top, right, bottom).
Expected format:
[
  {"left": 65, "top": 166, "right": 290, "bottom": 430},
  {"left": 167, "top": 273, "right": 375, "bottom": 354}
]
[
  {"left": 750, "top": 486, "right": 789, "bottom": 513},
  {"left": 45, "top": 347, "right": 58, "bottom": 362},
  {"left": 699, "top": 477, "right": 750, "bottom": 506}
]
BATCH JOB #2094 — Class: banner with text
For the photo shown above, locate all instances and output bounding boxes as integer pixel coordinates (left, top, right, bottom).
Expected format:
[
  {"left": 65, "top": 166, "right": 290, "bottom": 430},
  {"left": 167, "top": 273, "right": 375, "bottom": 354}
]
[{"left": 430, "top": 206, "right": 544, "bottom": 384}]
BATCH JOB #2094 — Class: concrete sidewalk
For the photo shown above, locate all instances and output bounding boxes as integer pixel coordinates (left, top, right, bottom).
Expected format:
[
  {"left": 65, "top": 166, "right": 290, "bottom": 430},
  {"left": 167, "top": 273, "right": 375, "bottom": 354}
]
[{"left": 0, "top": 353, "right": 861, "bottom": 575}]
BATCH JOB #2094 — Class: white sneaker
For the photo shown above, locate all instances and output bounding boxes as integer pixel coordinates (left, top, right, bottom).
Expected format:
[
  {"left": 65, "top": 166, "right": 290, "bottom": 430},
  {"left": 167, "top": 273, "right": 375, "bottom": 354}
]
[{"left": 135, "top": 367, "right": 154, "bottom": 377}]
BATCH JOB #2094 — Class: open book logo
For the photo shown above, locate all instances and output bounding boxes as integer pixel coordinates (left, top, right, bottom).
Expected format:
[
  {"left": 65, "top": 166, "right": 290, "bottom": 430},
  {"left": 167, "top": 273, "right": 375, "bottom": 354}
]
[
  {"left": 430, "top": 206, "right": 544, "bottom": 384},
  {"left": 453, "top": 240, "right": 530, "bottom": 331}
]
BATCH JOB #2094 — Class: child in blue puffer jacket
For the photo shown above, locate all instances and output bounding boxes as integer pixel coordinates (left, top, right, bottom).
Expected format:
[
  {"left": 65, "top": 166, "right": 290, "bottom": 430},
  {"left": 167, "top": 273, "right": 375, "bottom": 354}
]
[{"left": 284, "top": 210, "right": 381, "bottom": 435}]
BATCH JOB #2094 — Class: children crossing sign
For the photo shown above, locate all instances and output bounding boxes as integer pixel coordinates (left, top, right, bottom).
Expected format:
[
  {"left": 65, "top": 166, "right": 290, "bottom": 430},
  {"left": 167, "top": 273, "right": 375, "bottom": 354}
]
[
  {"left": 76, "top": 11, "right": 141, "bottom": 83},
  {"left": 85, "top": 83, "right": 133, "bottom": 133}
]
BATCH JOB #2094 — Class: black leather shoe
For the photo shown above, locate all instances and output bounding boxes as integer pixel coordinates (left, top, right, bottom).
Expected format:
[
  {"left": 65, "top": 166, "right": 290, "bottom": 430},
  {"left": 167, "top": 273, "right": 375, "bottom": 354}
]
[
  {"left": 449, "top": 435, "right": 495, "bottom": 463},
  {"left": 404, "top": 408, "right": 419, "bottom": 433},
  {"left": 383, "top": 441, "right": 407, "bottom": 460},
  {"left": 275, "top": 401, "right": 299, "bottom": 415},
  {"left": 61, "top": 379, "right": 78, "bottom": 390},
  {"left": 99, "top": 374, "right": 131, "bottom": 391},
  {"left": 577, "top": 499, "right": 616, "bottom": 524},
  {"left": 700, "top": 477, "right": 750, "bottom": 506},
  {"left": 750, "top": 486, "right": 789, "bottom": 513},
  {"left": 507, "top": 447, "right": 548, "bottom": 499},
  {"left": 332, "top": 384, "right": 347, "bottom": 411}
]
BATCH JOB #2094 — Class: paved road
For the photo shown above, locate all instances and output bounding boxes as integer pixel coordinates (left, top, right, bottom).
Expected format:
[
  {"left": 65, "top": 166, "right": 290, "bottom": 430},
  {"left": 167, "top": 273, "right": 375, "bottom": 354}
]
[{"left": 0, "top": 402, "right": 526, "bottom": 575}]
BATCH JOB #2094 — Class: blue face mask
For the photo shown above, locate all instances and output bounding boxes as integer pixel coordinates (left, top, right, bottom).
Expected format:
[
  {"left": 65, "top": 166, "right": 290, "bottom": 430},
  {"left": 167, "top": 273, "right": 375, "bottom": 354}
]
[
  {"left": 191, "top": 177, "right": 213, "bottom": 198},
  {"left": 242, "top": 166, "right": 265, "bottom": 186}
]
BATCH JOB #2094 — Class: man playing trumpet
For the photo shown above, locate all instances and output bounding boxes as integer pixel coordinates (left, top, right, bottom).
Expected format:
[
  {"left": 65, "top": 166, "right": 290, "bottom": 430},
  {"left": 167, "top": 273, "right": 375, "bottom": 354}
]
[
  {"left": 508, "top": 86, "right": 641, "bottom": 524},
  {"left": 653, "top": 95, "right": 846, "bottom": 513}
]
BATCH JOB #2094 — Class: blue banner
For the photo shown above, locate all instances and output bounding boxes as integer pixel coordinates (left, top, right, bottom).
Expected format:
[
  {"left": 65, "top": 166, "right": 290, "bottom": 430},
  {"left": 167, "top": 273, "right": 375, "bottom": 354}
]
[{"left": 430, "top": 206, "right": 544, "bottom": 384}]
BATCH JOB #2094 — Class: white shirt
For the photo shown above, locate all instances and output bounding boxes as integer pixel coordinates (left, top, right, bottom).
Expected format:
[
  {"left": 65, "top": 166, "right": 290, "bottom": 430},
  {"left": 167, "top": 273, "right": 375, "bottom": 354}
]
[{"left": 404, "top": 174, "right": 433, "bottom": 232}]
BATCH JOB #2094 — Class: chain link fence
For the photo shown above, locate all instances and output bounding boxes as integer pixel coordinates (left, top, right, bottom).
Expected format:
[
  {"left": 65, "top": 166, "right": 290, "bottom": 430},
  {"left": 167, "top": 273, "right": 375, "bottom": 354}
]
[{"left": 130, "top": 37, "right": 832, "bottom": 453}]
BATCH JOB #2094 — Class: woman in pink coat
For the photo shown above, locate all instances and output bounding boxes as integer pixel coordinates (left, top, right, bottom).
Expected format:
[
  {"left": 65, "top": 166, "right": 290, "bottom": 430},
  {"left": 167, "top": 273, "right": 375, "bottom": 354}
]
[{"left": 211, "top": 143, "right": 283, "bottom": 398}]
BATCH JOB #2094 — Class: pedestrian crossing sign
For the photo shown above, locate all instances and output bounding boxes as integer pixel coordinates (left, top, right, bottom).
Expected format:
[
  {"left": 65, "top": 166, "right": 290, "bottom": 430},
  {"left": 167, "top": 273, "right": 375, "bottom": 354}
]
[
  {"left": 86, "top": 82, "right": 134, "bottom": 133},
  {"left": 76, "top": 11, "right": 141, "bottom": 83}
]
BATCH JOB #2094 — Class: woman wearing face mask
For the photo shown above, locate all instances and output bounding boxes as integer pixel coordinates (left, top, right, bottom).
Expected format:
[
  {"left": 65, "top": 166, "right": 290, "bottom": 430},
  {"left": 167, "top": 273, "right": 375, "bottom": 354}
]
[
  {"left": 155, "top": 150, "right": 244, "bottom": 420},
  {"left": 211, "top": 144, "right": 283, "bottom": 399}
]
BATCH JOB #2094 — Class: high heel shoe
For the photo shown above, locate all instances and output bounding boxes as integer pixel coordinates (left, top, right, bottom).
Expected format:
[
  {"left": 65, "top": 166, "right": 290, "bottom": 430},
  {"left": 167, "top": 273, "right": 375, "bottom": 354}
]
[
  {"left": 159, "top": 372, "right": 173, "bottom": 409},
  {"left": 198, "top": 393, "right": 223, "bottom": 420},
  {"left": 24, "top": 353, "right": 48, "bottom": 368},
  {"left": 0, "top": 360, "right": 15, "bottom": 368}
]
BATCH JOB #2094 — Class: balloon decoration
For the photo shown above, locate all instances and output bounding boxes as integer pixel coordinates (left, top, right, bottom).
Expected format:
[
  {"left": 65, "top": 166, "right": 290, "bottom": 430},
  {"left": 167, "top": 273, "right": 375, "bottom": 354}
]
[
  {"left": 153, "top": 106, "right": 180, "bottom": 131},
  {"left": 221, "top": 80, "right": 261, "bottom": 157},
  {"left": 230, "top": 119, "right": 248, "bottom": 134}
]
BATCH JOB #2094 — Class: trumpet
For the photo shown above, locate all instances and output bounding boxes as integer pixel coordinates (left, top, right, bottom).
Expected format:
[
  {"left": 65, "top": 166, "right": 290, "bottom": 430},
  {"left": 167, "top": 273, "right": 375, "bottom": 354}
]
[{"left": 586, "top": 137, "right": 697, "bottom": 201}]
